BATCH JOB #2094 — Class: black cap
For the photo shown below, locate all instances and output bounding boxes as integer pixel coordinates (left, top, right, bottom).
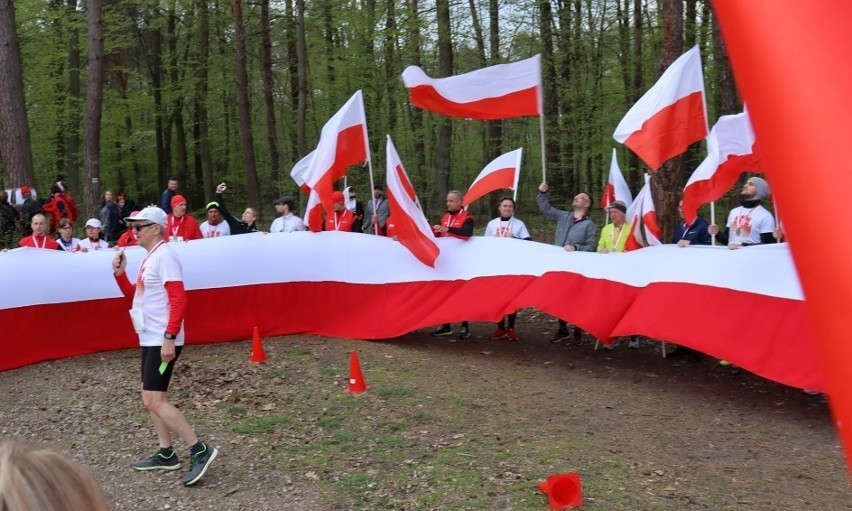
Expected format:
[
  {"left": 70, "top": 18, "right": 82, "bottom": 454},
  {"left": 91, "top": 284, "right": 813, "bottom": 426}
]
[
  {"left": 606, "top": 200, "right": 627, "bottom": 214},
  {"left": 274, "top": 196, "right": 295, "bottom": 209}
]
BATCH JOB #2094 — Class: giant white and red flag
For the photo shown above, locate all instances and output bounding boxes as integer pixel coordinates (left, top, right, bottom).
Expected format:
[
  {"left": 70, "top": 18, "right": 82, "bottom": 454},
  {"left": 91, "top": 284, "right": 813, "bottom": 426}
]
[
  {"left": 461, "top": 148, "right": 523, "bottom": 207},
  {"left": 613, "top": 45, "right": 709, "bottom": 170},
  {"left": 600, "top": 148, "right": 633, "bottom": 209},
  {"left": 401, "top": 56, "right": 542, "bottom": 120},
  {"left": 304, "top": 90, "right": 371, "bottom": 216},
  {"left": 290, "top": 150, "right": 315, "bottom": 195},
  {"left": 386, "top": 136, "right": 440, "bottom": 267},
  {"left": 681, "top": 111, "right": 761, "bottom": 225}
]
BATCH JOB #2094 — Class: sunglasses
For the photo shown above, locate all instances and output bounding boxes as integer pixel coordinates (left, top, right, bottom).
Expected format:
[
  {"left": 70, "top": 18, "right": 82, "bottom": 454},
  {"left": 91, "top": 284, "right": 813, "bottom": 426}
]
[{"left": 131, "top": 222, "right": 157, "bottom": 232}]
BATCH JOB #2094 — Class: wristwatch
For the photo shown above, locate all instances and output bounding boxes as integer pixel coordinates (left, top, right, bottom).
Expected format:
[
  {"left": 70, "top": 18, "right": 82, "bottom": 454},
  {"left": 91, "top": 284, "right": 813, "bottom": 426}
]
[{"left": 164, "top": 332, "right": 176, "bottom": 340}]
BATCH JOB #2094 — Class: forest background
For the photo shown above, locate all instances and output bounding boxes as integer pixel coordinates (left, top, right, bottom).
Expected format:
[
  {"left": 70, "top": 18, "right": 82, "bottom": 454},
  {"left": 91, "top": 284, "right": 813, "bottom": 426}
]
[{"left": 0, "top": 0, "right": 741, "bottom": 240}]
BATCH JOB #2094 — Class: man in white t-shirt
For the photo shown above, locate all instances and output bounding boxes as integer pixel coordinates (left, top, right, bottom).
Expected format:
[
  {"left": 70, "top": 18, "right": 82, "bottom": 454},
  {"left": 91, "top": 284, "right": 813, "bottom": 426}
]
[
  {"left": 483, "top": 197, "right": 531, "bottom": 342},
  {"left": 199, "top": 201, "right": 231, "bottom": 238},
  {"left": 111, "top": 206, "right": 218, "bottom": 486},
  {"left": 708, "top": 176, "right": 776, "bottom": 249},
  {"left": 269, "top": 196, "right": 306, "bottom": 233},
  {"left": 76, "top": 218, "right": 109, "bottom": 252}
]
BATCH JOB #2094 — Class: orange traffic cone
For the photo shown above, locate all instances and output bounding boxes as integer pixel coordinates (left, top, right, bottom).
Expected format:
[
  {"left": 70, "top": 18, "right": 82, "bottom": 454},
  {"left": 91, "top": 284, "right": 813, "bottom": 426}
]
[
  {"left": 249, "top": 326, "right": 267, "bottom": 363},
  {"left": 348, "top": 350, "right": 367, "bottom": 394},
  {"left": 537, "top": 472, "right": 583, "bottom": 510}
]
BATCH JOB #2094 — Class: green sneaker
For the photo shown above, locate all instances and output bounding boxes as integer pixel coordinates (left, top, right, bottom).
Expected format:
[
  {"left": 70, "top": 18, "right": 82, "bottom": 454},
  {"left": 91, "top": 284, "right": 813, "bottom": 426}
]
[
  {"left": 182, "top": 443, "right": 219, "bottom": 486},
  {"left": 431, "top": 326, "right": 453, "bottom": 337},
  {"left": 133, "top": 450, "right": 180, "bottom": 471}
]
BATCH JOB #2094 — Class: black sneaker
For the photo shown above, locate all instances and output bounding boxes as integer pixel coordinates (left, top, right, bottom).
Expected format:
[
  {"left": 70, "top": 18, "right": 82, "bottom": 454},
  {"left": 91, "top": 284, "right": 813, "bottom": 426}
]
[
  {"left": 551, "top": 329, "right": 570, "bottom": 343},
  {"left": 182, "top": 443, "right": 219, "bottom": 486},
  {"left": 431, "top": 326, "right": 453, "bottom": 337},
  {"left": 133, "top": 450, "right": 180, "bottom": 471},
  {"left": 459, "top": 326, "right": 471, "bottom": 339}
]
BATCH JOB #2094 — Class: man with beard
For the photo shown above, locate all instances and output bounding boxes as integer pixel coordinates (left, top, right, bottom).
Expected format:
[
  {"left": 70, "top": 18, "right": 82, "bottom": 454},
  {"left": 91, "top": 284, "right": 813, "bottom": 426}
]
[
  {"left": 708, "top": 176, "right": 776, "bottom": 249},
  {"left": 536, "top": 183, "right": 598, "bottom": 342}
]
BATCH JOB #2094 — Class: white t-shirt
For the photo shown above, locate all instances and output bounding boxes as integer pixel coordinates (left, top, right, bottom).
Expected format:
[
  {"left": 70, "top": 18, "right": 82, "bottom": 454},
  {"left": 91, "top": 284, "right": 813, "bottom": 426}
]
[
  {"left": 133, "top": 241, "right": 185, "bottom": 347},
  {"left": 270, "top": 213, "right": 306, "bottom": 233},
  {"left": 725, "top": 205, "right": 775, "bottom": 245},
  {"left": 484, "top": 217, "right": 531, "bottom": 239},
  {"left": 77, "top": 238, "right": 109, "bottom": 251},
  {"left": 200, "top": 220, "right": 231, "bottom": 238}
]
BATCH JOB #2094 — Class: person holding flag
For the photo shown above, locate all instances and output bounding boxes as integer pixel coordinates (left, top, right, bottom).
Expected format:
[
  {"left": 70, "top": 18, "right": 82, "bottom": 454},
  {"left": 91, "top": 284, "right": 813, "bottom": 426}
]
[
  {"left": 536, "top": 183, "right": 597, "bottom": 342},
  {"left": 484, "top": 197, "right": 531, "bottom": 342},
  {"left": 431, "top": 190, "right": 475, "bottom": 339}
]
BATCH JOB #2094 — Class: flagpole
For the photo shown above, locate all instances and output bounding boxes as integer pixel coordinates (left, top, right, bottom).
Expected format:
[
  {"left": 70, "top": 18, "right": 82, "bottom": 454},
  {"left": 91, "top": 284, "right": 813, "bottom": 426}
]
[
  {"left": 366, "top": 160, "right": 379, "bottom": 235},
  {"left": 539, "top": 113, "right": 547, "bottom": 183},
  {"left": 710, "top": 201, "right": 716, "bottom": 246}
]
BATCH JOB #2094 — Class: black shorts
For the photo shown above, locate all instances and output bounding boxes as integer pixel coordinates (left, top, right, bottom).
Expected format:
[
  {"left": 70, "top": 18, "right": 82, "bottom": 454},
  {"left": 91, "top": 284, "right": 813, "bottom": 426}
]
[{"left": 141, "top": 345, "right": 183, "bottom": 392}]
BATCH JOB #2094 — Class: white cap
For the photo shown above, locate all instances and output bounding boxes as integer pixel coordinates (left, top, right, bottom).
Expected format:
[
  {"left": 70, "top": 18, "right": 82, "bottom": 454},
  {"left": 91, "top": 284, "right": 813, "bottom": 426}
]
[
  {"left": 125, "top": 206, "right": 168, "bottom": 227},
  {"left": 85, "top": 218, "right": 102, "bottom": 229}
]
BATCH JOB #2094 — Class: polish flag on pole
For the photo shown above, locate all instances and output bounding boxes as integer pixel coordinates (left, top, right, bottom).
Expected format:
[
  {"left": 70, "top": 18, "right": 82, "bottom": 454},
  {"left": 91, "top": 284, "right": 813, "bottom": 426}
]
[
  {"left": 401, "top": 55, "right": 542, "bottom": 120},
  {"left": 304, "top": 90, "right": 371, "bottom": 215},
  {"left": 623, "top": 175, "right": 654, "bottom": 251},
  {"left": 641, "top": 175, "right": 661, "bottom": 246},
  {"left": 385, "top": 135, "right": 440, "bottom": 267},
  {"left": 681, "top": 111, "right": 761, "bottom": 225},
  {"left": 600, "top": 148, "right": 633, "bottom": 209},
  {"left": 461, "top": 148, "right": 523, "bottom": 207},
  {"left": 290, "top": 150, "right": 315, "bottom": 195},
  {"left": 613, "top": 46, "right": 709, "bottom": 170}
]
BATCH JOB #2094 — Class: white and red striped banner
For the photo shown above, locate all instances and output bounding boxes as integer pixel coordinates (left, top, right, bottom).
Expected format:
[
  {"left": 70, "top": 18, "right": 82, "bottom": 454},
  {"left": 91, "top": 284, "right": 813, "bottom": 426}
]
[
  {"left": 402, "top": 55, "right": 542, "bottom": 120},
  {"left": 0, "top": 235, "right": 820, "bottom": 393}
]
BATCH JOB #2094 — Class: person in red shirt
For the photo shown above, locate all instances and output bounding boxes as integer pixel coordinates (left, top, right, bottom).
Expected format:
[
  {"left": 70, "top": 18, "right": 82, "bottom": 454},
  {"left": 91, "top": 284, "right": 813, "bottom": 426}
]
[
  {"left": 18, "top": 214, "right": 59, "bottom": 250},
  {"left": 117, "top": 211, "right": 141, "bottom": 247},
  {"left": 324, "top": 191, "right": 358, "bottom": 232},
  {"left": 42, "top": 181, "right": 79, "bottom": 233},
  {"left": 164, "top": 195, "right": 202, "bottom": 242},
  {"left": 431, "top": 191, "right": 474, "bottom": 339}
]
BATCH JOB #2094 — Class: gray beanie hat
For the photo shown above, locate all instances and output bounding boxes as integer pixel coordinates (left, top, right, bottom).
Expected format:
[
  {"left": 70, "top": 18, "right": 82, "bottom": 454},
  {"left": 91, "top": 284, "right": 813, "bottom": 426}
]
[{"left": 748, "top": 176, "right": 770, "bottom": 200}]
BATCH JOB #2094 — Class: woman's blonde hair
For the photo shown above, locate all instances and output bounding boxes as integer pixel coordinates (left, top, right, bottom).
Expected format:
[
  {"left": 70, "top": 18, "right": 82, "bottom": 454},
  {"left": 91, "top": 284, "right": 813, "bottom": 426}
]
[{"left": 0, "top": 441, "right": 110, "bottom": 511}]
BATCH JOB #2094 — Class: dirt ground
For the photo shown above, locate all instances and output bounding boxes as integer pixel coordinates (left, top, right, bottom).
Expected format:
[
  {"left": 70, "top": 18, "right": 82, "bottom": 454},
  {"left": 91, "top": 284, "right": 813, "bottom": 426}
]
[{"left": 1, "top": 309, "right": 850, "bottom": 510}]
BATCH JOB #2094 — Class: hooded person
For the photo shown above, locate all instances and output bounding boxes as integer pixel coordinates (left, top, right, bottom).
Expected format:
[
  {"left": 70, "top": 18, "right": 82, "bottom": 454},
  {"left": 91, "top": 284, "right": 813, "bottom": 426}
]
[
  {"left": 42, "top": 181, "right": 78, "bottom": 233},
  {"left": 708, "top": 176, "right": 776, "bottom": 249},
  {"left": 324, "top": 191, "right": 358, "bottom": 232},
  {"left": 164, "top": 195, "right": 202, "bottom": 242}
]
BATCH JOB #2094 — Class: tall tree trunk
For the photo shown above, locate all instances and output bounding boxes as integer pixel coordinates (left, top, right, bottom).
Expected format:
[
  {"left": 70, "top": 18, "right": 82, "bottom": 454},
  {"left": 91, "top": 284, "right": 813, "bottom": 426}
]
[
  {"left": 556, "top": 0, "right": 575, "bottom": 195},
  {"left": 82, "top": 0, "right": 105, "bottom": 219},
  {"left": 539, "top": 0, "right": 560, "bottom": 194},
  {"left": 628, "top": 0, "right": 643, "bottom": 191},
  {"left": 260, "top": 0, "right": 281, "bottom": 196},
  {"left": 285, "top": 0, "right": 300, "bottom": 165},
  {"left": 384, "top": 0, "right": 398, "bottom": 135},
  {"left": 65, "top": 0, "right": 82, "bottom": 194},
  {"left": 295, "top": 0, "right": 308, "bottom": 157},
  {"left": 652, "top": 0, "right": 684, "bottom": 243},
  {"left": 406, "top": 0, "right": 425, "bottom": 191},
  {"left": 194, "top": 0, "right": 212, "bottom": 209},
  {"left": 232, "top": 0, "right": 261, "bottom": 210},
  {"left": 712, "top": 5, "right": 737, "bottom": 116},
  {"left": 431, "top": 0, "right": 453, "bottom": 215},
  {"left": 50, "top": 0, "right": 68, "bottom": 177},
  {"left": 322, "top": 0, "right": 336, "bottom": 108},
  {"left": 167, "top": 2, "right": 190, "bottom": 201},
  {"left": 150, "top": 21, "right": 167, "bottom": 189},
  {"left": 485, "top": 0, "right": 502, "bottom": 210},
  {"left": 0, "top": 0, "right": 36, "bottom": 188}
]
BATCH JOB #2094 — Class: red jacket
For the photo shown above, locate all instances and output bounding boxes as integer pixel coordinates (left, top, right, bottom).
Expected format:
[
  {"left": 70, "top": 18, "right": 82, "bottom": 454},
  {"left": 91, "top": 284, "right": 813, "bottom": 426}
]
[
  {"left": 117, "top": 229, "right": 139, "bottom": 247},
  {"left": 435, "top": 209, "right": 473, "bottom": 240},
  {"left": 324, "top": 209, "right": 356, "bottom": 232},
  {"left": 164, "top": 214, "right": 203, "bottom": 241},
  {"left": 19, "top": 234, "right": 59, "bottom": 250}
]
